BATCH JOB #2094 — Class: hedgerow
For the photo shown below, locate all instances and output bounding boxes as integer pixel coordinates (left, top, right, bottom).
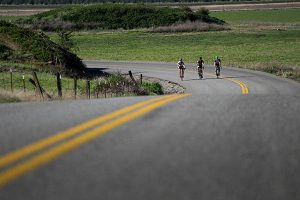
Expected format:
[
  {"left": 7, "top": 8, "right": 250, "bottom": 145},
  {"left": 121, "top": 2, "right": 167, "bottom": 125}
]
[{"left": 20, "top": 4, "right": 224, "bottom": 31}]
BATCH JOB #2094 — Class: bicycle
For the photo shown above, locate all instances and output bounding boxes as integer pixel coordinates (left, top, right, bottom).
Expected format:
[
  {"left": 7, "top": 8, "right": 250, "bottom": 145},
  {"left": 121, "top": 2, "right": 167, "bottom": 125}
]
[
  {"left": 179, "top": 65, "right": 185, "bottom": 81},
  {"left": 198, "top": 66, "right": 203, "bottom": 79},
  {"left": 216, "top": 66, "right": 221, "bottom": 78}
]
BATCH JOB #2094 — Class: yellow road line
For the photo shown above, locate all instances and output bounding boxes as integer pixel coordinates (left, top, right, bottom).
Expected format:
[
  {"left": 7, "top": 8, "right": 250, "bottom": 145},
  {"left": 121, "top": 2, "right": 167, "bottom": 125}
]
[
  {"left": 0, "top": 93, "right": 190, "bottom": 188},
  {"left": 226, "top": 78, "right": 248, "bottom": 95},
  {"left": 0, "top": 95, "right": 176, "bottom": 168},
  {"left": 206, "top": 73, "right": 249, "bottom": 95},
  {"left": 239, "top": 80, "right": 249, "bottom": 94},
  {"left": 232, "top": 79, "right": 249, "bottom": 95}
]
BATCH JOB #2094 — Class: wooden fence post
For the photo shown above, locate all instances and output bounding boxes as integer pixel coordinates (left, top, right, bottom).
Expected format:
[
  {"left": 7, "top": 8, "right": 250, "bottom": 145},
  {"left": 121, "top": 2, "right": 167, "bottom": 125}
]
[
  {"left": 74, "top": 77, "right": 77, "bottom": 99},
  {"left": 128, "top": 70, "right": 140, "bottom": 93},
  {"left": 128, "top": 70, "right": 137, "bottom": 85},
  {"left": 57, "top": 72, "right": 62, "bottom": 99},
  {"left": 22, "top": 74, "right": 26, "bottom": 93},
  {"left": 86, "top": 80, "right": 90, "bottom": 99},
  {"left": 10, "top": 68, "right": 13, "bottom": 93},
  {"left": 96, "top": 82, "right": 100, "bottom": 99},
  {"left": 32, "top": 71, "right": 43, "bottom": 99},
  {"left": 28, "top": 78, "right": 49, "bottom": 100},
  {"left": 140, "top": 74, "right": 143, "bottom": 85}
]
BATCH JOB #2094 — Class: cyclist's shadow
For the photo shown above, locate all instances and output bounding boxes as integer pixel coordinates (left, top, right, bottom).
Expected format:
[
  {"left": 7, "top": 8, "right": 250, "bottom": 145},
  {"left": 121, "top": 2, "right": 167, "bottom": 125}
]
[{"left": 183, "top": 77, "right": 221, "bottom": 81}]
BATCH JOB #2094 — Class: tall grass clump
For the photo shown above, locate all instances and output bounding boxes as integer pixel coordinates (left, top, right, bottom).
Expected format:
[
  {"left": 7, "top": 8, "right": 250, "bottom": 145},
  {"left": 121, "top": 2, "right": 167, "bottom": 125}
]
[
  {"left": 236, "top": 62, "right": 300, "bottom": 82},
  {"left": 141, "top": 81, "right": 163, "bottom": 95},
  {"left": 89, "top": 73, "right": 149, "bottom": 96},
  {"left": 0, "top": 93, "right": 21, "bottom": 103},
  {"left": 150, "top": 20, "right": 228, "bottom": 32}
]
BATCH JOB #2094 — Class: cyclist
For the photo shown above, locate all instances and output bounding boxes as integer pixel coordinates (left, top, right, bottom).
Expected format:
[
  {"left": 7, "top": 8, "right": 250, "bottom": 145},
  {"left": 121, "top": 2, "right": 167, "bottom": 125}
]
[
  {"left": 197, "top": 57, "right": 205, "bottom": 79},
  {"left": 177, "top": 58, "right": 186, "bottom": 80},
  {"left": 214, "top": 56, "right": 221, "bottom": 78}
]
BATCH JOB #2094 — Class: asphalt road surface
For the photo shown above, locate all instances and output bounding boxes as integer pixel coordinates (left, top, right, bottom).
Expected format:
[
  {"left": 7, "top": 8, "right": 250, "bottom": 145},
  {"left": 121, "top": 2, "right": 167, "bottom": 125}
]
[{"left": 1, "top": 61, "right": 300, "bottom": 200}]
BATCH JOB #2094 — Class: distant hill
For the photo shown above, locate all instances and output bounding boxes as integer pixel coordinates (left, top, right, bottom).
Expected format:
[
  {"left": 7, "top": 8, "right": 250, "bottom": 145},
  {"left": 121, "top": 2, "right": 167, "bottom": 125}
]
[
  {"left": 0, "top": 21, "right": 85, "bottom": 76},
  {"left": 20, "top": 4, "right": 224, "bottom": 31}
]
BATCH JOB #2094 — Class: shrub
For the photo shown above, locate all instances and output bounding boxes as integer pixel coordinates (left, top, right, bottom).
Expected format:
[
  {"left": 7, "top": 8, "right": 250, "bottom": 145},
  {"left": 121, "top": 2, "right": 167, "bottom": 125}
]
[
  {"left": 20, "top": 4, "right": 225, "bottom": 31},
  {"left": 0, "top": 43, "right": 13, "bottom": 59},
  {"left": 142, "top": 81, "right": 163, "bottom": 95},
  {"left": 197, "top": 8, "right": 209, "bottom": 16}
]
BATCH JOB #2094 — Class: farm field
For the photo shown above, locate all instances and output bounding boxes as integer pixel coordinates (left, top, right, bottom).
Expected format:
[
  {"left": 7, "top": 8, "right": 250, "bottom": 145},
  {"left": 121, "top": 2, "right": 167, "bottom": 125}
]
[
  {"left": 1, "top": 4, "right": 300, "bottom": 83},
  {"left": 49, "top": 7, "right": 299, "bottom": 81},
  {"left": 50, "top": 29, "right": 300, "bottom": 69},
  {"left": 210, "top": 8, "right": 300, "bottom": 23},
  {"left": 0, "top": 15, "right": 28, "bottom": 22}
]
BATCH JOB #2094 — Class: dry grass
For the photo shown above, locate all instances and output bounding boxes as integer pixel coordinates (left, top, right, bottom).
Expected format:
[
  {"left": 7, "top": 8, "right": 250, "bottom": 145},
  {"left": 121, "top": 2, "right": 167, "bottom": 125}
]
[
  {"left": 186, "top": 2, "right": 300, "bottom": 11},
  {"left": 149, "top": 20, "right": 228, "bottom": 33},
  {"left": 232, "top": 22, "right": 300, "bottom": 31},
  {"left": 233, "top": 62, "right": 300, "bottom": 82}
]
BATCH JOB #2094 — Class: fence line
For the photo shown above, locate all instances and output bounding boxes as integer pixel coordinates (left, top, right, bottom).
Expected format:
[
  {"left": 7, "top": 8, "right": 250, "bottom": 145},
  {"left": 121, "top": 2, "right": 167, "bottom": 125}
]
[{"left": 0, "top": 70, "right": 144, "bottom": 101}]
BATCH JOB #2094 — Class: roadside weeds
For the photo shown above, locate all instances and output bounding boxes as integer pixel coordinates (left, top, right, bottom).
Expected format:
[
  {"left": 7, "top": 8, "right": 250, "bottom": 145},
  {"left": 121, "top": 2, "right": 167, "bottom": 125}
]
[{"left": 232, "top": 62, "right": 300, "bottom": 83}]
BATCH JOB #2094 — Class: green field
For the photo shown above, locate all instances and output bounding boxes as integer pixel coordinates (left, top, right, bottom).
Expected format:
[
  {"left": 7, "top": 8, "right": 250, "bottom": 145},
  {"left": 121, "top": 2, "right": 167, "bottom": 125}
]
[
  {"left": 0, "top": 71, "right": 86, "bottom": 95},
  {"left": 0, "top": 15, "right": 28, "bottom": 22},
  {"left": 2, "top": 6, "right": 300, "bottom": 85},
  {"left": 0, "top": 69, "right": 163, "bottom": 100},
  {"left": 52, "top": 29, "right": 299, "bottom": 68},
  {"left": 211, "top": 8, "right": 300, "bottom": 23}
]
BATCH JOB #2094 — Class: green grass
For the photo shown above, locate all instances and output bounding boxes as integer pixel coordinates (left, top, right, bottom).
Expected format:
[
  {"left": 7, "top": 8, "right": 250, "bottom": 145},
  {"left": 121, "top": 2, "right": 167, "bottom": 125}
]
[
  {"left": 142, "top": 81, "right": 163, "bottom": 95},
  {"left": 52, "top": 29, "right": 300, "bottom": 68},
  {"left": 0, "top": 16, "right": 28, "bottom": 22},
  {"left": 211, "top": 9, "right": 300, "bottom": 23},
  {"left": 0, "top": 61, "right": 36, "bottom": 70},
  {"left": 0, "top": 71, "right": 156, "bottom": 101},
  {"left": 0, "top": 71, "right": 87, "bottom": 95}
]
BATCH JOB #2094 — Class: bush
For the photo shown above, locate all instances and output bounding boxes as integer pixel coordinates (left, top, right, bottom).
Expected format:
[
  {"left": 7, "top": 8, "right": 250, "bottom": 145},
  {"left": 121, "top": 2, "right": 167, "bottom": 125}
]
[
  {"left": 142, "top": 81, "right": 163, "bottom": 95},
  {"left": 197, "top": 8, "right": 209, "bottom": 16},
  {"left": 0, "top": 43, "right": 13, "bottom": 59},
  {"left": 90, "top": 73, "right": 153, "bottom": 96},
  {"left": 20, "top": 4, "right": 225, "bottom": 31}
]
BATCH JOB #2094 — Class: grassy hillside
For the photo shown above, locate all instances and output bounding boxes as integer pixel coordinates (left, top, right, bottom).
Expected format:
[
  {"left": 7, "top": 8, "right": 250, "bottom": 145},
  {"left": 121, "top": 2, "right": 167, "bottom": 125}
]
[
  {"left": 53, "top": 30, "right": 299, "bottom": 67},
  {"left": 211, "top": 9, "right": 300, "bottom": 23},
  {"left": 0, "top": 21, "right": 85, "bottom": 76},
  {"left": 49, "top": 29, "right": 300, "bottom": 81},
  {"left": 21, "top": 4, "right": 224, "bottom": 31}
]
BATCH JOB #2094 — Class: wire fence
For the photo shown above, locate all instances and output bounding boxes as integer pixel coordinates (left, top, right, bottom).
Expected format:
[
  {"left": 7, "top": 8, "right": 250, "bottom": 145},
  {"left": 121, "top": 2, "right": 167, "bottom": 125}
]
[{"left": 0, "top": 69, "right": 144, "bottom": 101}]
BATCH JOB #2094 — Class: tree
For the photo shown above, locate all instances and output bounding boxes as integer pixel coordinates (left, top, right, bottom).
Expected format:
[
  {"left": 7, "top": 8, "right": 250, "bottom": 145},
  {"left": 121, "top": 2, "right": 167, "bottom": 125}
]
[{"left": 57, "top": 30, "right": 77, "bottom": 52}]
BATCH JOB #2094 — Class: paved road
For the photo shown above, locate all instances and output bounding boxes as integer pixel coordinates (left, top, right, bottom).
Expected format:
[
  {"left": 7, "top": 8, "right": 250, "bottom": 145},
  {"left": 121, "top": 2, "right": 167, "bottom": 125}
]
[{"left": 0, "top": 61, "right": 300, "bottom": 200}]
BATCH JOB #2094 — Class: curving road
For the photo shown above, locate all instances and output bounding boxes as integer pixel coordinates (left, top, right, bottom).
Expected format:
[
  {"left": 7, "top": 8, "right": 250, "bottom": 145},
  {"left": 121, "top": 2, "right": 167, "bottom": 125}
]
[{"left": 0, "top": 60, "right": 300, "bottom": 200}]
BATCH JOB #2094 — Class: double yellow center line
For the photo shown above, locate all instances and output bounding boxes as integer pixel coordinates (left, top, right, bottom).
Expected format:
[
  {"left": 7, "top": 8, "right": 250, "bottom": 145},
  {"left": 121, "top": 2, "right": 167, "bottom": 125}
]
[
  {"left": 206, "top": 73, "right": 249, "bottom": 95},
  {"left": 223, "top": 78, "right": 249, "bottom": 95},
  {"left": 0, "top": 94, "right": 190, "bottom": 188}
]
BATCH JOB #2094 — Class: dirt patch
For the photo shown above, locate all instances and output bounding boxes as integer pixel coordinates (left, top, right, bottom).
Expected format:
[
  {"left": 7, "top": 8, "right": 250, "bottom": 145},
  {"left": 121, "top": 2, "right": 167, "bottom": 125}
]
[{"left": 0, "top": 9, "right": 51, "bottom": 16}]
